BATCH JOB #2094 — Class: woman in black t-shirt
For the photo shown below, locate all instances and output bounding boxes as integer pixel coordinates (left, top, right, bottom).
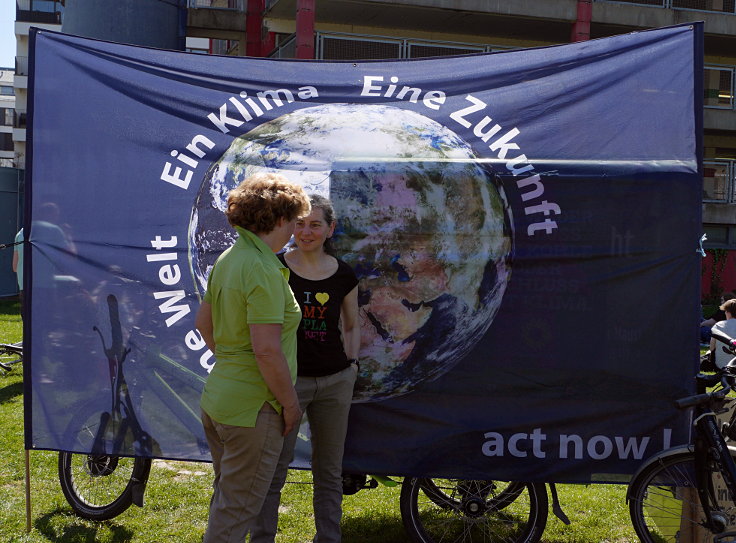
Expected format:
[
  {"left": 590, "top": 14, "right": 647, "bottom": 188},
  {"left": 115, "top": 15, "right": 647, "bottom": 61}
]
[{"left": 252, "top": 194, "right": 359, "bottom": 543}]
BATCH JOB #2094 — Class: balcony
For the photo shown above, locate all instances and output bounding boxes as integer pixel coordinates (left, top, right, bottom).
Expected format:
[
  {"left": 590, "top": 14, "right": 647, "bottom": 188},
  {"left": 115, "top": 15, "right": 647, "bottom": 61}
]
[
  {"left": 189, "top": 0, "right": 244, "bottom": 9},
  {"left": 15, "top": 57, "right": 28, "bottom": 77},
  {"left": 13, "top": 110, "right": 26, "bottom": 130},
  {"left": 596, "top": 0, "right": 736, "bottom": 14},
  {"left": 16, "top": 0, "right": 63, "bottom": 24},
  {"left": 187, "top": 0, "right": 246, "bottom": 40}
]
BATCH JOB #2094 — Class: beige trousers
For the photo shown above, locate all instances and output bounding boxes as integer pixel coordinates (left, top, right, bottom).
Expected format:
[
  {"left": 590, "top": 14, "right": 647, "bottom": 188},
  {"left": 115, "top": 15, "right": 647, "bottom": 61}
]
[{"left": 201, "top": 404, "right": 284, "bottom": 543}]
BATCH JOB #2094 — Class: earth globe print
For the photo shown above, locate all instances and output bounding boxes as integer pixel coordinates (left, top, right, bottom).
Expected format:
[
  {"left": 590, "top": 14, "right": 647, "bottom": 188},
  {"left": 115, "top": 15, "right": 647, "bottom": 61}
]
[{"left": 188, "top": 103, "right": 513, "bottom": 402}]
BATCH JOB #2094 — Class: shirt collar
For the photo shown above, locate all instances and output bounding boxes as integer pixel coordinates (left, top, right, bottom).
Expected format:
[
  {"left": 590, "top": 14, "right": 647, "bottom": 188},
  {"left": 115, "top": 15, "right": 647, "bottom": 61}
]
[{"left": 235, "top": 226, "right": 289, "bottom": 274}]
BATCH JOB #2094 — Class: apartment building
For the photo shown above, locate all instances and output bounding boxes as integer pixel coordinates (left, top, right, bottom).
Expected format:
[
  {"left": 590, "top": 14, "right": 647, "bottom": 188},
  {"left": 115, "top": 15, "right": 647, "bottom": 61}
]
[
  {"left": 0, "top": 69, "right": 14, "bottom": 169},
  {"left": 14, "top": 0, "right": 63, "bottom": 170},
  {"left": 10, "top": 1, "right": 736, "bottom": 274}
]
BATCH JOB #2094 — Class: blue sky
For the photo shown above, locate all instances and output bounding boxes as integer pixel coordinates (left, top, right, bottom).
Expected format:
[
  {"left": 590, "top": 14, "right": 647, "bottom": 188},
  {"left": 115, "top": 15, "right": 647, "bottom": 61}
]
[{"left": 1, "top": 2, "right": 14, "bottom": 69}]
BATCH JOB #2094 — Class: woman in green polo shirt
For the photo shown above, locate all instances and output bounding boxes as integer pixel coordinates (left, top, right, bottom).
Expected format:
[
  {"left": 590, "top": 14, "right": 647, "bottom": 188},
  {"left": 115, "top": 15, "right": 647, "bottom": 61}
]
[{"left": 195, "top": 172, "right": 310, "bottom": 543}]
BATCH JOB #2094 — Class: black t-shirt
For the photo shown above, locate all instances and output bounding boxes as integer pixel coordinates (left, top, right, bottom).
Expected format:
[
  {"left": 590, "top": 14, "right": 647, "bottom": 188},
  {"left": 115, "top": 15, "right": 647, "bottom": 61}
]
[{"left": 279, "top": 253, "right": 358, "bottom": 377}]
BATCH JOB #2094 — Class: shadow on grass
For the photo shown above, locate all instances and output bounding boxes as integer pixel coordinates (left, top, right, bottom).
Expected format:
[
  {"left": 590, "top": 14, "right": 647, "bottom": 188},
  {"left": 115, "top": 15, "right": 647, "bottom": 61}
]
[
  {"left": 35, "top": 508, "right": 134, "bottom": 543},
  {"left": 0, "top": 298, "right": 21, "bottom": 316},
  {"left": 0, "top": 380, "right": 23, "bottom": 404},
  {"left": 342, "top": 510, "right": 407, "bottom": 542}
]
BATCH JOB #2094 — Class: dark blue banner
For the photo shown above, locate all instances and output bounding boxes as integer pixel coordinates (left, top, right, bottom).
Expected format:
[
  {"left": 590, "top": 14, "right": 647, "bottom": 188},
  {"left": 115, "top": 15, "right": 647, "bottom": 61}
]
[{"left": 26, "top": 23, "right": 702, "bottom": 483}]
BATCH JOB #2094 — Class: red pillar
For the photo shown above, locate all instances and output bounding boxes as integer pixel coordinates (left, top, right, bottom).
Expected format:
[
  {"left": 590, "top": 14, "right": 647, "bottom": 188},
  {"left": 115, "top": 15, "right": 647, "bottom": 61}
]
[
  {"left": 262, "top": 31, "right": 276, "bottom": 57},
  {"left": 570, "top": 0, "right": 592, "bottom": 42},
  {"left": 246, "top": 0, "right": 264, "bottom": 57},
  {"left": 296, "top": 0, "right": 315, "bottom": 59}
]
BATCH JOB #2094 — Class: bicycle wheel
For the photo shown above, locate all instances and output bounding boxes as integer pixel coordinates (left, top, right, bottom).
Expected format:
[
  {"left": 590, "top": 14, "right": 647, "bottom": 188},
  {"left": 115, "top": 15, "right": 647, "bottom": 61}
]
[
  {"left": 58, "top": 451, "right": 151, "bottom": 520},
  {"left": 0, "top": 343, "right": 22, "bottom": 372},
  {"left": 58, "top": 407, "right": 152, "bottom": 520},
  {"left": 400, "top": 478, "right": 548, "bottom": 543},
  {"left": 628, "top": 451, "right": 736, "bottom": 543}
]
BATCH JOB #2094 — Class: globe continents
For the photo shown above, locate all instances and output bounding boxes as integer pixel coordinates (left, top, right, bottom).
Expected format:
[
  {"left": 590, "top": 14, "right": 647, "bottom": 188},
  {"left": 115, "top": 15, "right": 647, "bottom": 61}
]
[{"left": 189, "top": 103, "right": 512, "bottom": 401}]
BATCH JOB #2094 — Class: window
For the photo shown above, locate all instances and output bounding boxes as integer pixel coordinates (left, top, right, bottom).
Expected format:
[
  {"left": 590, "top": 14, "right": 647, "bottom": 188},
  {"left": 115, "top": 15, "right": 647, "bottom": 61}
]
[
  {"left": 0, "top": 86, "right": 15, "bottom": 96},
  {"left": 0, "top": 133, "right": 13, "bottom": 151},
  {"left": 704, "top": 66, "right": 734, "bottom": 109},
  {"left": 0, "top": 108, "right": 12, "bottom": 127},
  {"left": 703, "top": 162, "right": 732, "bottom": 203}
]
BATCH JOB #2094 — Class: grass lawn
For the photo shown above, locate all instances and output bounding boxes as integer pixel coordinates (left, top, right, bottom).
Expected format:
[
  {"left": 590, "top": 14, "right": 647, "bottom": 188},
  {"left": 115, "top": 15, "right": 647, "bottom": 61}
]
[{"left": 0, "top": 298, "right": 640, "bottom": 542}]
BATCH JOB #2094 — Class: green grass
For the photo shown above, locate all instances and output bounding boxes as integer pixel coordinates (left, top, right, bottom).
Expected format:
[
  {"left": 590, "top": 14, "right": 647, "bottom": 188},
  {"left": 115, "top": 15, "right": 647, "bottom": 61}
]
[{"left": 0, "top": 298, "right": 640, "bottom": 542}]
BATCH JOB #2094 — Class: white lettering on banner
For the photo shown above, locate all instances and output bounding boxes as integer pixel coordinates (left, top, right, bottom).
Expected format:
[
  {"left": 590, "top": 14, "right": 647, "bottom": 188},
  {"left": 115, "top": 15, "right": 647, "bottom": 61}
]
[
  {"left": 449, "top": 94, "right": 561, "bottom": 236},
  {"left": 360, "top": 76, "right": 446, "bottom": 110},
  {"left": 147, "top": 235, "right": 190, "bottom": 326},
  {"left": 481, "top": 428, "right": 548, "bottom": 458},
  {"left": 160, "top": 134, "right": 215, "bottom": 190},
  {"left": 147, "top": 234, "right": 215, "bottom": 372},
  {"left": 482, "top": 429, "right": 667, "bottom": 460},
  {"left": 207, "top": 86, "right": 319, "bottom": 134},
  {"left": 184, "top": 329, "right": 215, "bottom": 372},
  {"left": 161, "top": 86, "right": 317, "bottom": 190}
]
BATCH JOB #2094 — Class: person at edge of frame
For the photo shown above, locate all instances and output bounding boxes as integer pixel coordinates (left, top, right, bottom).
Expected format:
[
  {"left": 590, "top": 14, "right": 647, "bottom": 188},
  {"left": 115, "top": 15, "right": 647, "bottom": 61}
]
[
  {"left": 195, "top": 172, "right": 311, "bottom": 543},
  {"left": 711, "top": 298, "right": 736, "bottom": 370},
  {"left": 251, "top": 194, "right": 360, "bottom": 543}
]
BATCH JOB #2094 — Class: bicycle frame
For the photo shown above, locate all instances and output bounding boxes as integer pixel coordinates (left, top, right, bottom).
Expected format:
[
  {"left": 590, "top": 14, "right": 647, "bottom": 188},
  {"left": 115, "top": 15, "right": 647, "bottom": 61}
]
[{"left": 691, "top": 390, "right": 736, "bottom": 534}]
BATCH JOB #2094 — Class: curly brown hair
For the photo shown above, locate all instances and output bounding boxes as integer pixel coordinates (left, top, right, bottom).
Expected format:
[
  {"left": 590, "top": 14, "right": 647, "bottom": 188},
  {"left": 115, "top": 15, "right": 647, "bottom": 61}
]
[{"left": 226, "top": 173, "right": 311, "bottom": 234}]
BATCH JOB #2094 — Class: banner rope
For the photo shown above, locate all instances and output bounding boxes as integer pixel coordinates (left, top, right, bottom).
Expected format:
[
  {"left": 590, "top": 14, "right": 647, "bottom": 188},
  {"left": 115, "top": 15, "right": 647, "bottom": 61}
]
[{"left": 0, "top": 241, "right": 22, "bottom": 250}]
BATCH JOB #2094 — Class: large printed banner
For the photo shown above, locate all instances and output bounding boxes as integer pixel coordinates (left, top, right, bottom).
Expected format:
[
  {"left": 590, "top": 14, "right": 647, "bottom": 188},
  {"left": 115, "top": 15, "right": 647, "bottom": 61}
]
[{"left": 26, "top": 24, "right": 702, "bottom": 483}]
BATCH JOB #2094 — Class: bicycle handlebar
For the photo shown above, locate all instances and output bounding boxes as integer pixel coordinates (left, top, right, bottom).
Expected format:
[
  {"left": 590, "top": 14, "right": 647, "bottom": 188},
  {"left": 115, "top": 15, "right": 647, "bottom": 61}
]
[
  {"left": 675, "top": 374, "right": 731, "bottom": 409},
  {"left": 711, "top": 328, "right": 736, "bottom": 353}
]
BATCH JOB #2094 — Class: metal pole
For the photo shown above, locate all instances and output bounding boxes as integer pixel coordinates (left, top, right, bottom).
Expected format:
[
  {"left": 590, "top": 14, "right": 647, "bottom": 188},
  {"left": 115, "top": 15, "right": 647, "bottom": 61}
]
[{"left": 25, "top": 448, "right": 31, "bottom": 532}]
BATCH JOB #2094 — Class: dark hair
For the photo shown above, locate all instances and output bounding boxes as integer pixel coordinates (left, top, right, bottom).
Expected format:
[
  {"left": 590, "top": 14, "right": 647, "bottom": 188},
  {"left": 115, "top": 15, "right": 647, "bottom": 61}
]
[
  {"left": 307, "top": 194, "right": 337, "bottom": 254},
  {"left": 226, "top": 173, "right": 310, "bottom": 234}
]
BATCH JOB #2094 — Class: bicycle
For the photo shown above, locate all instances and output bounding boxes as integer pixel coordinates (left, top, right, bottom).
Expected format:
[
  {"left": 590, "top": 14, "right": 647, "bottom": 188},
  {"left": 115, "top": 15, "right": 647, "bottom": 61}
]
[
  {"left": 58, "top": 294, "right": 207, "bottom": 520},
  {"left": 627, "top": 327, "right": 736, "bottom": 543},
  {"left": 0, "top": 341, "right": 23, "bottom": 373}
]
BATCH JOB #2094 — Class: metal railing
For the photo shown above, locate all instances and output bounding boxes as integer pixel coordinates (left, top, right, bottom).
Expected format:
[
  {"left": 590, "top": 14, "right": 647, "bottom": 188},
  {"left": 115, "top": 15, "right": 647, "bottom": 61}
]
[
  {"left": 188, "top": 0, "right": 245, "bottom": 10},
  {"left": 211, "top": 38, "right": 240, "bottom": 55},
  {"left": 268, "top": 34, "right": 296, "bottom": 59},
  {"left": 595, "top": 0, "right": 736, "bottom": 13},
  {"left": 15, "top": 56, "right": 28, "bottom": 77},
  {"left": 704, "top": 161, "right": 735, "bottom": 203},
  {"left": 312, "top": 32, "right": 510, "bottom": 60}
]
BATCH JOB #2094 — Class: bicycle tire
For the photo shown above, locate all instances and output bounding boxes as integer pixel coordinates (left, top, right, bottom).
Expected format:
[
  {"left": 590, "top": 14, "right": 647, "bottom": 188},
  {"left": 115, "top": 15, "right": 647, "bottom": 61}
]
[
  {"left": 400, "top": 478, "right": 548, "bottom": 543},
  {"left": 628, "top": 451, "right": 736, "bottom": 543},
  {"left": 58, "top": 451, "right": 151, "bottom": 520},
  {"left": 58, "top": 403, "right": 152, "bottom": 520}
]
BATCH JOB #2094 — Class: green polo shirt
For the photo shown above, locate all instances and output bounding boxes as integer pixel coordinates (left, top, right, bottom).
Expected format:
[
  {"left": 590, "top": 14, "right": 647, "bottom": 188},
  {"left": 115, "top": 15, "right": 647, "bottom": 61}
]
[{"left": 200, "top": 226, "right": 301, "bottom": 427}]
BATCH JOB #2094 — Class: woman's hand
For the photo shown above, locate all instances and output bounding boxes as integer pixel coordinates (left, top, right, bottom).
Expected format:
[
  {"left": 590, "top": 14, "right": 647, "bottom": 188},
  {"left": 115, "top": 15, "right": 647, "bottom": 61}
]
[
  {"left": 340, "top": 286, "right": 360, "bottom": 360},
  {"left": 281, "top": 402, "right": 303, "bottom": 436}
]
